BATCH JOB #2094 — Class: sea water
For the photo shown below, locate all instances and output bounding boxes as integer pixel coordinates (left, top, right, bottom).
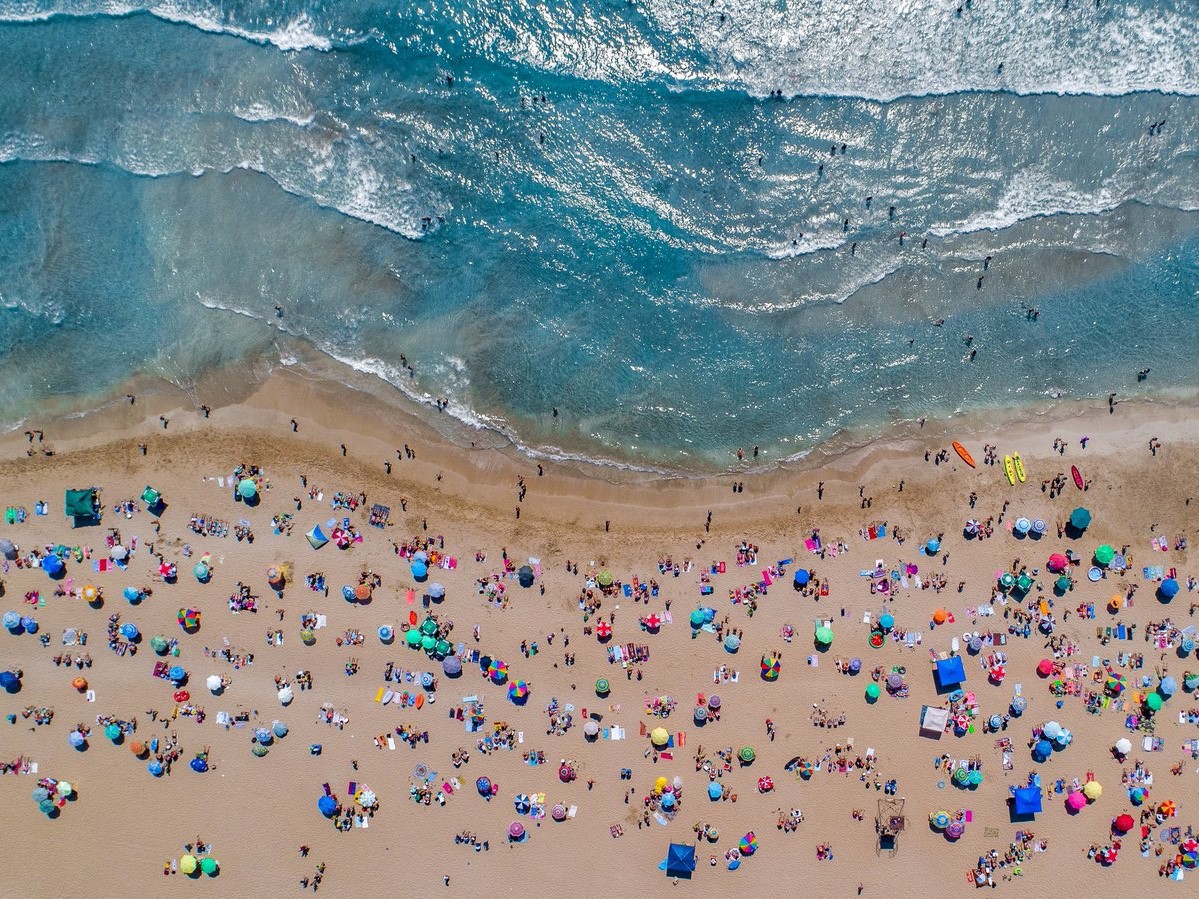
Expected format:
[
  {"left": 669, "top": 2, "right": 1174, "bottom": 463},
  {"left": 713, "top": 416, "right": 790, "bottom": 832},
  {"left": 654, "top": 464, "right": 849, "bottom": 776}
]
[{"left": 1, "top": 1, "right": 1198, "bottom": 469}]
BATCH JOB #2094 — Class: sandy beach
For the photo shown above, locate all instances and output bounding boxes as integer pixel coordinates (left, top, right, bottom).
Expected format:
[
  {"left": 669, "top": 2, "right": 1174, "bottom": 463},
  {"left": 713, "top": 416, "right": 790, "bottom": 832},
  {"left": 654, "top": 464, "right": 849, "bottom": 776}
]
[{"left": 1, "top": 371, "right": 1197, "bottom": 897}]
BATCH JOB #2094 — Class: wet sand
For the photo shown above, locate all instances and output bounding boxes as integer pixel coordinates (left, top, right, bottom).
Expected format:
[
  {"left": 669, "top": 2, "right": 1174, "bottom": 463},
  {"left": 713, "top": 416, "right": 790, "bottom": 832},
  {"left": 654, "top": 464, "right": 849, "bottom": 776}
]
[{"left": 0, "top": 370, "right": 1196, "bottom": 896}]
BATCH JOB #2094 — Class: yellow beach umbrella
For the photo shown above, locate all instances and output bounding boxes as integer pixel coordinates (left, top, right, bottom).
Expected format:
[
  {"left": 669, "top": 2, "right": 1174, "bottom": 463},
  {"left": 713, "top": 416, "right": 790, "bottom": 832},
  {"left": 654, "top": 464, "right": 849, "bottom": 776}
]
[
  {"left": 1082, "top": 781, "right": 1102, "bottom": 800},
  {"left": 180, "top": 855, "right": 197, "bottom": 875},
  {"left": 650, "top": 727, "right": 670, "bottom": 747}
]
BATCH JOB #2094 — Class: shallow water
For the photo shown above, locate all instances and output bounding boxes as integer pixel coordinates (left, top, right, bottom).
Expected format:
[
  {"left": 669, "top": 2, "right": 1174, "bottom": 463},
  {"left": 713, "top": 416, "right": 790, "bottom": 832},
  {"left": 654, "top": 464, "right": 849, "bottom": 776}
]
[{"left": 2, "top": 1, "right": 1198, "bottom": 467}]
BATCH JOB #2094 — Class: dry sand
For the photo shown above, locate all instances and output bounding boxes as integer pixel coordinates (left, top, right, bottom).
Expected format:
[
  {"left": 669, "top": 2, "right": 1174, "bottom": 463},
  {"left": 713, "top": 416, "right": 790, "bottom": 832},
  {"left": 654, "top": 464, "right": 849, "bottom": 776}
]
[{"left": 0, "top": 370, "right": 1197, "bottom": 897}]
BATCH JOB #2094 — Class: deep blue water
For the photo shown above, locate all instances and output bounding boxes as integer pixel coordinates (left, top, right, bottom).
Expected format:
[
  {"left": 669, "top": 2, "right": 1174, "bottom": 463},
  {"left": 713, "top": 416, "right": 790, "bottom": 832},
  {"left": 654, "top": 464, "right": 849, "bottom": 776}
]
[{"left": 2, "top": 1, "right": 1198, "bottom": 468}]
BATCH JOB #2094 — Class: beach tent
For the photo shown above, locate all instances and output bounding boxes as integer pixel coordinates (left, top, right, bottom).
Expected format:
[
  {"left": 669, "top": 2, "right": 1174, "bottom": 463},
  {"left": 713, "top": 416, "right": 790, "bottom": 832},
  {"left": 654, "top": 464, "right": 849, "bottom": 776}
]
[
  {"left": 1012, "top": 786, "right": 1042, "bottom": 817},
  {"left": 935, "top": 656, "right": 966, "bottom": 690},
  {"left": 661, "top": 843, "right": 696, "bottom": 878},
  {"left": 1159, "top": 578, "right": 1180, "bottom": 601},
  {"left": 64, "top": 488, "right": 100, "bottom": 526},
  {"left": 141, "top": 486, "right": 164, "bottom": 513},
  {"left": 517, "top": 566, "right": 534, "bottom": 588},
  {"left": 919, "top": 705, "right": 949, "bottom": 739},
  {"left": 305, "top": 525, "right": 329, "bottom": 550}
]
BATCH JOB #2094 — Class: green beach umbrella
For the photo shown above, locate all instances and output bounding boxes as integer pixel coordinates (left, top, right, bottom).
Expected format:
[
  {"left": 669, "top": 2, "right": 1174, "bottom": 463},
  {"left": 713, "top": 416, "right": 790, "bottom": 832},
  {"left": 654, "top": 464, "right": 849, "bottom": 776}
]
[
  {"left": 420, "top": 634, "right": 436, "bottom": 652},
  {"left": 405, "top": 628, "right": 422, "bottom": 647},
  {"left": 200, "top": 857, "right": 218, "bottom": 876},
  {"left": 1069, "top": 508, "right": 1091, "bottom": 530},
  {"left": 1095, "top": 544, "right": 1115, "bottom": 566},
  {"left": 595, "top": 678, "right": 610, "bottom": 695},
  {"left": 251, "top": 744, "right": 269, "bottom": 757},
  {"left": 689, "top": 610, "right": 706, "bottom": 628},
  {"left": 1145, "top": 693, "right": 1163, "bottom": 713},
  {"left": 865, "top": 682, "right": 881, "bottom": 701},
  {"left": 815, "top": 625, "right": 834, "bottom": 645},
  {"left": 739, "top": 746, "right": 756, "bottom": 763},
  {"left": 1055, "top": 576, "right": 1071, "bottom": 593},
  {"left": 999, "top": 572, "right": 1015, "bottom": 590},
  {"left": 149, "top": 635, "right": 169, "bottom": 654},
  {"left": 104, "top": 723, "right": 121, "bottom": 741},
  {"left": 596, "top": 570, "right": 614, "bottom": 588},
  {"left": 237, "top": 478, "right": 257, "bottom": 499}
]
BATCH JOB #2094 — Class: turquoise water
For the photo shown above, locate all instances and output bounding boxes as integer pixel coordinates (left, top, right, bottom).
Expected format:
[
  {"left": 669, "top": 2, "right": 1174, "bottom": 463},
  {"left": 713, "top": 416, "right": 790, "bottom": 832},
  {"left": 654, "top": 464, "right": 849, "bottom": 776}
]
[{"left": 2, "top": 2, "right": 1198, "bottom": 468}]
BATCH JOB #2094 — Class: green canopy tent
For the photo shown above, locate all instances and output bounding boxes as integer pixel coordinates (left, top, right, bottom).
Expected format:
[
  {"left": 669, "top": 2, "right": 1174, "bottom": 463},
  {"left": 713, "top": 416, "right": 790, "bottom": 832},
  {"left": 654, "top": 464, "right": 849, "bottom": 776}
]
[{"left": 64, "top": 488, "right": 100, "bottom": 527}]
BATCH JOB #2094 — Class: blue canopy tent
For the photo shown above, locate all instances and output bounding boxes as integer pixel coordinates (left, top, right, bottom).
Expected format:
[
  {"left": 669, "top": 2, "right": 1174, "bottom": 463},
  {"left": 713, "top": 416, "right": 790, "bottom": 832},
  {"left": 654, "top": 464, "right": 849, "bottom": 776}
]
[
  {"left": 306, "top": 525, "right": 328, "bottom": 550},
  {"left": 660, "top": 842, "right": 697, "bottom": 878},
  {"left": 935, "top": 656, "right": 966, "bottom": 691},
  {"left": 1011, "top": 786, "right": 1042, "bottom": 818}
]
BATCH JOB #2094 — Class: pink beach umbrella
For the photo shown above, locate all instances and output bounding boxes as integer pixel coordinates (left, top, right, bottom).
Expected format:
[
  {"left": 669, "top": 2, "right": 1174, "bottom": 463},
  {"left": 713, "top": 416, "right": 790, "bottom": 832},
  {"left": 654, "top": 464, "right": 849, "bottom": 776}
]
[
  {"left": 508, "top": 821, "right": 525, "bottom": 841},
  {"left": 1066, "top": 791, "right": 1087, "bottom": 812}
]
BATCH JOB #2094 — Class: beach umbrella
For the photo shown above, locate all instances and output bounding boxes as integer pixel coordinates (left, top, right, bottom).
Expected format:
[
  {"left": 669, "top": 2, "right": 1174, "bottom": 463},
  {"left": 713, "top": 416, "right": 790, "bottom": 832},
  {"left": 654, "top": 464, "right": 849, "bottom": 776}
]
[
  {"left": 2, "top": 611, "right": 19, "bottom": 631},
  {"left": 508, "top": 680, "right": 529, "bottom": 702},
  {"left": 708, "top": 781, "right": 723, "bottom": 800},
  {"left": 999, "top": 572, "right": 1015, "bottom": 590},
  {"left": 168, "top": 665, "right": 186, "bottom": 683},
  {"left": 886, "top": 673, "right": 903, "bottom": 691},
  {"left": 708, "top": 695, "right": 721, "bottom": 710},
  {"left": 19, "top": 616, "right": 37, "bottom": 634},
  {"left": 1037, "top": 659, "right": 1054, "bottom": 677},
  {"left": 1010, "top": 696, "right": 1027, "bottom": 715},
  {"left": 130, "top": 740, "right": 146, "bottom": 757},
  {"left": 190, "top": 758, "right": 208, "bottom": 773},
  {"left": 378, "top": 625, "right": 394, "bottom": 644},
  {"left": 815, "top": 625, "right": 834, "bottom": 645},
  {"left": 109, "top": 544, "right": 128, "bottom": 562},
  {"left": 878, "top": 613, "right": 894, "bottom": 631},
  {"left": 650, "top": 727, "right": 670, "bottom": 747},
  {"left": 757, "top": 776, "right": 774, "bottom": 793},
  {"left": 723, "top": 633, "right": 741, "bottom": 652},
  {"left": 926, "top": 537, "right": 941, "bottom": 553},
  {"left": 508, "top": 822, "right": 525, "bottom": 841},
  {"left": 1069, "top": 507, "right": 1091, "bottom": 530},
  {"left": 148, "top": 760, "right": 163, "bottom": 776},
  {"left": 596, "top": 570, "right": 614, "bottom": 588},
  {"left": 1114, "top": 738, "right": 1132, "bottom": 756},
  {"left": 0, "top": 670, "right": 19, "bottom": 692},
  {"left": 442, "top": 655, "right": 462, "bottom": 676},
  {"left": 119, "top": 623, "right": 139, "bottom": 640},
  {"left": 200, "top": 858, "right": 218, "bottom": 876},
  {"left": 487, "top": 660, "right": 508, "bottom": 683},
  {"left": 583, "top": 719, "right": 599, "bottom": 737},
  {"left": 865, "top": 682, "right": 880, "bottom": 701},
  {"left": 68, "top": 730, "right": 85, "bottom": 749},
  {"left": 1094, "top": 544, "right": 1115, "bottom": 566},
  {"left": 405, "top": 628, "right": 421, "bottom": 647},
  {"left": 694, "top": 705, "right": 707, "bottom": 722},
  {"left": 761, "top": 656, "right": 780, "bottom": 680},
  {"left": 1082, "top": 781, "right": 1102, "bottom": 800},
  {"left": 1033, "top": 740, "right": 1052, "bottom": 759},
  {"left": 277, "top": 685, "right": 293, "bottom": 704},
  {"left": 945, "top": 820, "right": 965, "bottom": 840},
  {"left": 933, "top": 609, "right": 948, "bottom": 624},
  {"left": 150, "top": 635, "right": 169, "bottom": 654},
  {"left": 551, "top": 804, "right": 567, "bottom": 821},
  {"left": 105, "top": 723, "right": 122, "bottom": 742},
  {"left": 0, "top": 538, "right": 14, "bottom": 559},
  {"left": 177, "top": 608, "right": 200, "bottom": 630},
  {"left": 179, "top": 853, "right": 197, "bottom": 875},
  {"left": 793, "top": 569, "right": 810, "bottom": 587},
  {"left": 954, "top": 767, "right": 970, "bottom": 785},
  {"left": 353, "top": 584, "right": 371, "bottom": 602},
  {"left": 251, "top": 744, "right": 269, "bottom": 757},
  {"left": 517, "top": 566, "right": 534, "bottom": 588},
  {"left": 1066, "top": 791, "right": 1087, "bottom": 811},
  {"left": 1113, "top": 813, "right": 1134, "bottom": 834},
  {"left": 420, "top": 634, "right": 436, "bottom": 652},
  {"left": 1014, "top": 518, "right": 1031, "bottom": 535},
  {"left": 1054, "top": 575, "right": 1071, "bottom": 594},
  {"left": 122, "top": 586, "right": 141, "bottom": 602},
  {"left": 32, "top": 786, "right": 50, "bottom": 803},
  {"left": 340, "top": 585, "right": 355, "bottom": 602},
  {"left": 410, "top": 561, "right": 428, "bottom": 580},
  {"left": 428, "top": 582, "right": 446, "bottom": 599},
  {"left": 318, "top": 795, "right": 337, "bottom": 817},
  {"left": 269, "top": 720, "right": 288, "bottom": 739},
  {"left": 358, "top": 789, "right": 377, "bottom": 808},
  {"left": 1130, "top": 788, "right": 1146, "bottom": 805},
  {"left": 644, "top": 613, "right": 662, "bottom": 631},
  {"left": 513, "top": 793, "right": 531, "bottom": 813},
  {"left": 595, "top": 678, "right": 610, "bottom": 695},
  {"left": 1042, "top": 721, "right": 1062, "bottom": 739},
  {"left": 739, "top": 746, "right": 755, "bottom": 764},
  {"left": 660, "top": 792, "right": 676, "bottom": 810},
  {"left": 237, "top": 478, "right": 257, "bottom": 500},
  {"left": 412, "top": 550, "right": 429, "bottom": 564},
  {"left": 1031, "top": 519, "right": 1046, "bottom": 535},
  {"left": 192, "top": 562, "right": 209, "bottom": 581},
  {"left": 475, "top": 776, "right": 494, "bottom": 798},
  {"left": 738, "top": 833, "right": 758, "bottom": 856},
  {"left": 595, "top": 621, "right": 612, "bottom": 640},
  {"left": 1160, "top": 578, "right": 1180, "bottom": 600},
  {"left": 689, "top": 609, "right": 706, "bottom": 628},
  {"left": 421, "top": 671, "right": 436, "bottom": 689},
  {"left": 299, "top": 628, "right": 315, "bottom": 645},
  {"left": 1160, "top": 799, "right": 1177, "bottom": 817},
  {"left": 849, "top": 657, "right": 862, "bottom": 673},
  {"left": 1160, "top": 676, "right": 1178, "bottom": 697},
  {"left": 254, "top": 727, "right": 273, "bottom": 744},
  {"left": 1145, "top": 693, "right": 1163, "bottom": 713},
  {"left": 988, "top": 715, "right": 1003, "bottom": 730},
  {"left": 1047, "top": 554, "right": 1068, "bottom": 572},
  {"left": 931, "top": 811, "right": 950, "bottom": 830},
  {"left": 964, "top": 520, "right": 981, "bottom": 536},
  {"left": 42, "top": 555, "right": 64, "bottom": 577}
]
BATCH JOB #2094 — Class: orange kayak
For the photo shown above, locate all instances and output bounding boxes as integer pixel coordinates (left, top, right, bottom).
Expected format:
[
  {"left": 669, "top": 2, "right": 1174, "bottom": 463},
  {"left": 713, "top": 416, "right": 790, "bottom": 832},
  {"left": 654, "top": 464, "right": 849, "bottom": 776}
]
[{"left": 952, "top": 441, "right": 976, "bottom": 468}]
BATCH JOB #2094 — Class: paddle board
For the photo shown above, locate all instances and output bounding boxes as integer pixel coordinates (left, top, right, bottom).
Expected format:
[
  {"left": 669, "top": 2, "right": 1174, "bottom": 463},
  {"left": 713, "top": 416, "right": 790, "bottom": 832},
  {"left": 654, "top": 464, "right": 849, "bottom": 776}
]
[
  {"left": 952, "top": 441, "right": 976, "bottom": 468},
  {"left": 416, "top": 693, "right": 425, "bottom": 710},
  {"left": 382, "top": 689, "right": 394, "bottom": 706},
  {"left": 1071, "top": 465, "right": 1083, "bottom": 490},
  {"left": 1003, "top": 455, "right": 1016, "bottom": 485},
  {"left": 1012, "top": 452, "right": 1026, "bottom": 483}
]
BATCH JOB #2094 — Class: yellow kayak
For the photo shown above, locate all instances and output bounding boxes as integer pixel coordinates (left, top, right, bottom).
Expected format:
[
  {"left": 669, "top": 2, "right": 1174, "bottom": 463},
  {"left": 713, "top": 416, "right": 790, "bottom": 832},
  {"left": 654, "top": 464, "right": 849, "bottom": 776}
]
[
  {"left": 1012, "top": 452, "right": 1026, "bottom": 483},
  {"left": 1003, "top": 454, "right": 1016, "bottom": 486}
]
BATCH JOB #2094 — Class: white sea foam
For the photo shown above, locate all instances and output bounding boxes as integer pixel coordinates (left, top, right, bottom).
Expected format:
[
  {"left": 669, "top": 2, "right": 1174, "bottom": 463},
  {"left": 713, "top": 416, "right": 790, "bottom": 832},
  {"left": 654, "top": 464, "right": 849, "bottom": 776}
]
[{"left": 231, "top": 104, "right": 316, "bottom": 128}]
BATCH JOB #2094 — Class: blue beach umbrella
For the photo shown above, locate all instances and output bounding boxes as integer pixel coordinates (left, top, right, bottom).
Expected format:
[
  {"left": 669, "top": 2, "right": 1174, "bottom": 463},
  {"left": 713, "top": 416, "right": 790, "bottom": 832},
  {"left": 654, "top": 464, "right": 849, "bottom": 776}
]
[
  {"left": 119, "top": 623, "right": 139, "bottom": 640},
  {"left": 411, "top": 561, "right": 428, "bottom": 580},
  {"left": 42, "top": 555, "right": 64, "bottom": 577},
  {"left": 724, "top": 633, "right": 741, "bottom": 652},
  {"left": 1160, "top": 578, "right": 1180, "bottom": 600},
  {"left": 2, "top": 611, "right": 20, "bottom": 631},
  {"left": 793, "top": 569, "right": 810, "bottom": 587},
  {"left": 272, "top": 721, "right": 289, "bottom": 739},
  {"left": 123, "top": 587, "right": 141, "bottom": 602},
  {"left": 148, "top": 760, "right": 164, "bottom": 776},
  {"left": 169, "top": 666, "right": 186, "bottom": 683},
  {"left": 318, "top": 795, "right": 337, "bottom": 817},
  {"left": 879, "top": 613, "right": 894, "bottom": 631},
  {"left": 0, "top": 670, "right": 19, "bottom": 692},
  {"left": 708, "top": 781, "right": 723, "bottom": 800}
]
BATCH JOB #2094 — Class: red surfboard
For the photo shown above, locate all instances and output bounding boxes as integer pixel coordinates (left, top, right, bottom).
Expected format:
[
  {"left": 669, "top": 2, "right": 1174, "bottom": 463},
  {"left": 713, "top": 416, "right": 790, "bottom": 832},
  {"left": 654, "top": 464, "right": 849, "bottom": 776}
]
[{"left": 1071, "top": 465, "right": 1083, "bottom": 490}]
